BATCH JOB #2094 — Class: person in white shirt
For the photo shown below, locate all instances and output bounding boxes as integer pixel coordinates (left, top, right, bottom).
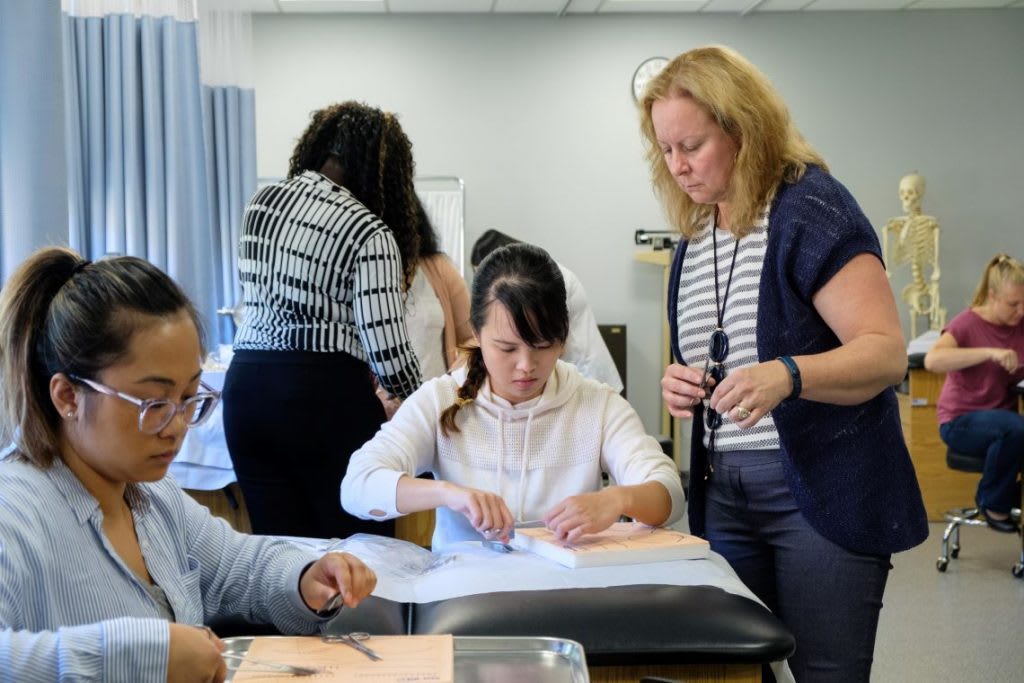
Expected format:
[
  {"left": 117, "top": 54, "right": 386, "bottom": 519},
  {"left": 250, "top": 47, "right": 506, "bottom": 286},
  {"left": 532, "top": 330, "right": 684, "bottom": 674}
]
[
  {"left": 342, "top": 243, "right": 684, "bottom": 550},
  {"left": 470, "top": 229, "right": 624, "bottom": 394}
]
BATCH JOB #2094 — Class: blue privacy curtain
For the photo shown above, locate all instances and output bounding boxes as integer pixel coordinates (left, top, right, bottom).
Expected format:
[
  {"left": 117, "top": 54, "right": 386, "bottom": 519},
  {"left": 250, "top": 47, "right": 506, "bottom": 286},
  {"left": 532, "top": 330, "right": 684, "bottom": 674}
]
[
  {"left": 62, "top": 0, "right": 235, "bottom": 343},
  {"left": 197, "top": 9, "right": 257, "bottom": 344},
  {"left": 0, "top": 0, "right": 69, "bottom": 283}
]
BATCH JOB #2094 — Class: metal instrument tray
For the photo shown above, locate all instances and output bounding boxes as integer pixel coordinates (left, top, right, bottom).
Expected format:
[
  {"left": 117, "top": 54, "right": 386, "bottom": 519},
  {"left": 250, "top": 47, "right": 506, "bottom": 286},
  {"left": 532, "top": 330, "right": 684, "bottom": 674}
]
[{"left": 223, "top": 635, "right": 589, "bottom": 682}]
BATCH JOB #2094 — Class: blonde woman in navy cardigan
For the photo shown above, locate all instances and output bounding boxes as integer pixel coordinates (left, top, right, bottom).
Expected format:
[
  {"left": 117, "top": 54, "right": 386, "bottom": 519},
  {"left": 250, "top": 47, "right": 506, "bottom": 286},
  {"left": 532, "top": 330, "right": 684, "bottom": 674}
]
[{"left": 640, "top": 46, "right": 927, "bottom": 682}]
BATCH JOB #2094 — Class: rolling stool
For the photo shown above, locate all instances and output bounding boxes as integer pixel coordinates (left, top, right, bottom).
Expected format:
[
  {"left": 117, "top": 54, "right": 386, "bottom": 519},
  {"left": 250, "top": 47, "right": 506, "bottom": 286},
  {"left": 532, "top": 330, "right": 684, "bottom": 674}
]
[{"left": 936, "top": 447, "right": 1023, "bottom": 578}]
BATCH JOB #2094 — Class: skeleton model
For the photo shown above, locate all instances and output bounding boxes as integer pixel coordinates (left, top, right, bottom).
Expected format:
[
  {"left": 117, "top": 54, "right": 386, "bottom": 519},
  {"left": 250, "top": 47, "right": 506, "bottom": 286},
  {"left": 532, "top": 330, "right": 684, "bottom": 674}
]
[{"left": 882, "top": 173, "right": 946, "bottom": 338}]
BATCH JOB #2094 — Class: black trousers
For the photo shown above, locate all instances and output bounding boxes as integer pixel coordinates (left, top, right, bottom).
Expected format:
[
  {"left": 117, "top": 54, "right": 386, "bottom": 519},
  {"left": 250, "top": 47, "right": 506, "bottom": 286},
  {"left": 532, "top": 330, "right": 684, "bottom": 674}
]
[{"left": 223, "top": 349, "right": 394, "bottom": 540}]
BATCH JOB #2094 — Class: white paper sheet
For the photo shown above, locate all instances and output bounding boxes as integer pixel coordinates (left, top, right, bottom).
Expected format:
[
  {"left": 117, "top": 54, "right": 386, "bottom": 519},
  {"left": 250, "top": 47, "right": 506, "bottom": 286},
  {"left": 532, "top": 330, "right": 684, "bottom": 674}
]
[
  {"left": 285, "top": 534, "right": 795, "bottom": 683},
  {"left": 316, "top": 535, "right": 752, "bottom": 606},
  {"left": 906, "top": 329, "right": 941, "bottom": 356}
]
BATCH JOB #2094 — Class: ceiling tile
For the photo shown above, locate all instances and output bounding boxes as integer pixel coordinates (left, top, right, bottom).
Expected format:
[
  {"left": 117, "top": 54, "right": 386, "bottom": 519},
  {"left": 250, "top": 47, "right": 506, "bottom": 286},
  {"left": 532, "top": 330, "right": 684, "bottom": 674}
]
[
  {"left": 909, "top": 0, "right": 1015, "bottom": 7},
  {"left": 801, "top": 0, "right": 911, "bottom": 9},
  {"left": 564, "top": 0, "right": 603, "bottom": 10},
  {"left": 199, "top": 0, "right": 279, "bottom": 11},
  {"left": 494, "top": 0, "right": 566, "bottom": 11},
  {"left": 599, "top": 0, "right": 708, "bottom": 12},
  {"left": 757, "top": 0, "right": 812, "bottom": 11},
  {"left": 262, "top": 0, "right": 1024, "bottom": 13},
  {"left": 388, "top": 0, "right": 494, "bottom": 11},
  {"left": 278, "top": 0, "right": 386, "bottom": 13},
  {"left": 701, "top": 0, "right": 760, "bottom": 11}
]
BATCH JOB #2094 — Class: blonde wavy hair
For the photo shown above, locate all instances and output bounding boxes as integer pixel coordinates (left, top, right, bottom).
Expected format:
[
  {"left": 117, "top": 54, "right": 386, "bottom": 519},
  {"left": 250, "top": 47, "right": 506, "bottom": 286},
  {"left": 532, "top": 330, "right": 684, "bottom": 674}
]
[
  {"left": 639, "top": 45, "right": 827, "bottom": 239},
  {"left": 971, "top": 253, "right": 1024, "bottom": 307}
]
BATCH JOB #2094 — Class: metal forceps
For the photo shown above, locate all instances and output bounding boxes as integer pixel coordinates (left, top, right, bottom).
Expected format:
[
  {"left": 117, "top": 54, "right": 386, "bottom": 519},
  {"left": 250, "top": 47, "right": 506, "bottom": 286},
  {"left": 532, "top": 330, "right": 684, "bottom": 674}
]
[
  {"left": 221, "top": 652, "right": 320, "bottom": 676},
  {"left": 321, "top": 631, "right": 383, "bottom": 661}
]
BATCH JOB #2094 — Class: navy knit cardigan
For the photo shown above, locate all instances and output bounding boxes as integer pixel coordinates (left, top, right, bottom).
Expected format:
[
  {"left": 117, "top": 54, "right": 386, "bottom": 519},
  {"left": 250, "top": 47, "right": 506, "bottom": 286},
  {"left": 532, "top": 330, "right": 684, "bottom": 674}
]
[{"left": 668, "top": 166, "right": 928, "bottom": 556}]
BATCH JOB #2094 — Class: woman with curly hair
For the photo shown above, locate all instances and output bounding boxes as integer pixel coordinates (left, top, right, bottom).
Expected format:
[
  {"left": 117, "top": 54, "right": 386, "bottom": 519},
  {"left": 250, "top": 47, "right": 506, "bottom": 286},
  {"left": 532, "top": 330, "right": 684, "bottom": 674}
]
[{"left": 224, "top": 101, "right": 423, "bottom": 539}]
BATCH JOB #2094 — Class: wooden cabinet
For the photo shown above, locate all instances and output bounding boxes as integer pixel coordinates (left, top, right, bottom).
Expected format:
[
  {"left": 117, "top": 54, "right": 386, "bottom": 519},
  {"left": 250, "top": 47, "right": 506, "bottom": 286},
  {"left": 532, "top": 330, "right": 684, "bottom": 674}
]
[
  {"left": 634, "top": 248, "right": 685, "bottom": 472},
  {"left": 184, "top": 485, "right": 252, "bottom": 533},
  {"left": 396, "top": 510, "right": 435, "bottom": 548},
  {"left": 898, "top": 368, "right": 980, "bottom": 521}
]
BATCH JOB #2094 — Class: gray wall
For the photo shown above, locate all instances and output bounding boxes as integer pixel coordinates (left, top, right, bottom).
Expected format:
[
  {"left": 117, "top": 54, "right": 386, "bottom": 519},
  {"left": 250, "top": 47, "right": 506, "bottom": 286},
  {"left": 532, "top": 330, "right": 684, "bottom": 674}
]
[{"left": 252, "top": 10, "right": 1024, "bottom": 438}]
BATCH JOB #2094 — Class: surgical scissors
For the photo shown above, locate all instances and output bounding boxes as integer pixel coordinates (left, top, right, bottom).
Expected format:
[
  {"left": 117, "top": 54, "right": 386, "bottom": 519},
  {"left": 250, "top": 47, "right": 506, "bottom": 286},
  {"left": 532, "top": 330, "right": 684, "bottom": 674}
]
[{"left": 321, "top": 631, "right": 383, "bottom": 661}]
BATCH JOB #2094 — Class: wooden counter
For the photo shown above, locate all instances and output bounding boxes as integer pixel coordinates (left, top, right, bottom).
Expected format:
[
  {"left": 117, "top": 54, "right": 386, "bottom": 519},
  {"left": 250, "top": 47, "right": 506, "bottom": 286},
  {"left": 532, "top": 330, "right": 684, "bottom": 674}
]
[
  {"left": 898, "top": 367, "right": 980, "bottom": 521},
  {"left": 185, "top": 484, "right": 435, "bottom": 547}
]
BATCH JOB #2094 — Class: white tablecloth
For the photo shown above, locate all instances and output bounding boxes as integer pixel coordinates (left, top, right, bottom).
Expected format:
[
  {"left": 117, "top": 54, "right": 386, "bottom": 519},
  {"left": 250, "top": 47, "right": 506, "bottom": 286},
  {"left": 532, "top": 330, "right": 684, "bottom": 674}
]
[{"left": 285, "top": 534, "right": 796, "bottom": 682}]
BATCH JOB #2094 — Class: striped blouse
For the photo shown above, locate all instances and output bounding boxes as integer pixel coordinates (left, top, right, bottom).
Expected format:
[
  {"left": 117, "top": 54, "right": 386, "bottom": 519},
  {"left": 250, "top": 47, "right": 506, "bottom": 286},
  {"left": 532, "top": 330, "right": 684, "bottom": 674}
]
[
  {"left": 0, "top": 457, "right": 327, "bottom": 682},
  {"left": 676, "top": 210, "right": 781, "bottom": 452},
  {"left": 235, "top": 170, "right": 421, "bottom": 398}
]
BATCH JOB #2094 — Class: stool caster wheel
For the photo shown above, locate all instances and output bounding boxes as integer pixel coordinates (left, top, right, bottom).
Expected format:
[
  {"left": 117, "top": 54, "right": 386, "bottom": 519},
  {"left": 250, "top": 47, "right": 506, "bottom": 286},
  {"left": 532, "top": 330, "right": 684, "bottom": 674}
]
[
  {"left": 936, "top": 558, "right": 948, "bottom": 572},
  {"left": 1012, "top": 564, "right": 1023, "bottom": 579},
  {"left": 950, "top": 547, "right": 959, "bottom": 559}
]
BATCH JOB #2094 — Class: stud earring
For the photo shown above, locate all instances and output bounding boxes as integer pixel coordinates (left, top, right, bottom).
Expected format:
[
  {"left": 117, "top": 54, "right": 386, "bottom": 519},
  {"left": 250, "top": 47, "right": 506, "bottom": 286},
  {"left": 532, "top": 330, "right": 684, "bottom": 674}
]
[{"left": 66, "top": 411, "right": 74, "bottom": 418}]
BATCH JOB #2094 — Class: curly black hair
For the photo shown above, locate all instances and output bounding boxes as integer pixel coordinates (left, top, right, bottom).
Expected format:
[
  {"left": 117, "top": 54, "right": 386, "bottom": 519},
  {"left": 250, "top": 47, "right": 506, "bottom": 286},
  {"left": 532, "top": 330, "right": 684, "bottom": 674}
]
[
  {"left": 414, "top": 197, "right": 441, "bottom": 257},
  {"left": 288, "top": 101, "right": 420, "bottom": 287}
]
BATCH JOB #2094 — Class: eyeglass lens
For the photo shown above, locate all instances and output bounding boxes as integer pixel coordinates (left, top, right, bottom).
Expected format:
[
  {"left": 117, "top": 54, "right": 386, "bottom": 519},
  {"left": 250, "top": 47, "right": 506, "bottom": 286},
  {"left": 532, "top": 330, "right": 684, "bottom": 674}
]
[{"left": 140, "top": 395, "right": 216, "bottom": 434}]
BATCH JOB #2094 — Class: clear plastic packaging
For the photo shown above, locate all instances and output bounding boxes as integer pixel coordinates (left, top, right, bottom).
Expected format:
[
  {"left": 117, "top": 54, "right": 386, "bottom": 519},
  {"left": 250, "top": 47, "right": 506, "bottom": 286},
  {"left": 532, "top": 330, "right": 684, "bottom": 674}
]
[{"left": 326, "top": 534, "right": 454, "bottom": 580}]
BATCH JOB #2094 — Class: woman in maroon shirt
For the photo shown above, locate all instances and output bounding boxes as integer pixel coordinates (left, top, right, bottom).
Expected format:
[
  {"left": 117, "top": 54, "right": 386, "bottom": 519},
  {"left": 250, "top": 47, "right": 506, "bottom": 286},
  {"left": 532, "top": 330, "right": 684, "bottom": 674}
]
[{"left": 925, "top": 254, "right": 1024, "bottom": 532}]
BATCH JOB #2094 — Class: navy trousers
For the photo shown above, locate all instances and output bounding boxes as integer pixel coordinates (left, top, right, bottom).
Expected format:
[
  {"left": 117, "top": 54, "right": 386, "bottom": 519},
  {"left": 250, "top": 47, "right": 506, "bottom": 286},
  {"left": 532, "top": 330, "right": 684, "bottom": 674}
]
[
  {"left": 940, "top": 409, "right": 1024, "bottom": 514},
  {"left": 704, "top": 449, "right": 891, "bottom": 683}
]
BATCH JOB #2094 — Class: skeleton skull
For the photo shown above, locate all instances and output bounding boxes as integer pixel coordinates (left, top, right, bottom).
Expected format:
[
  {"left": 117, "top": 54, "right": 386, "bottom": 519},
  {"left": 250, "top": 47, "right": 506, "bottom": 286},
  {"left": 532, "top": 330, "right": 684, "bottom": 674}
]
[{"left": 899, "top": 174, "right": 926, "bottom": 215}]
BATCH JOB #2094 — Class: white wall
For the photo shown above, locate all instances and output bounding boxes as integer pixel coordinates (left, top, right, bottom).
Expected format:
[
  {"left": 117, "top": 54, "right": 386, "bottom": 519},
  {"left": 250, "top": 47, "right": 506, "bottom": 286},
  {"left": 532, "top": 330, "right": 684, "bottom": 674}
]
[{"left": 252, "top": 10, "right": 1024, "bottom": 438}]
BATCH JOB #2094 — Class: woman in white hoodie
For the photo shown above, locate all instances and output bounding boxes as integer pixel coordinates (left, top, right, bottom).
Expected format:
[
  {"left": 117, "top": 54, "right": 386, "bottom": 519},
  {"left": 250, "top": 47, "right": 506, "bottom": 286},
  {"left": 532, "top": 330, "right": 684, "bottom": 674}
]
[{"left": 342, "top": 244, "right": 685, "bottom": 550}]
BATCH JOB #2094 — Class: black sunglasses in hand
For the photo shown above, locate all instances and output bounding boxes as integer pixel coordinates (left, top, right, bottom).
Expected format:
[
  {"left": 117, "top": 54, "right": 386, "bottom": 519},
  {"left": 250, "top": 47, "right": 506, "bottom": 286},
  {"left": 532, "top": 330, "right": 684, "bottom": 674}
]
[{"left": 699, "top": 327, "right": 729, "bottom": 431}]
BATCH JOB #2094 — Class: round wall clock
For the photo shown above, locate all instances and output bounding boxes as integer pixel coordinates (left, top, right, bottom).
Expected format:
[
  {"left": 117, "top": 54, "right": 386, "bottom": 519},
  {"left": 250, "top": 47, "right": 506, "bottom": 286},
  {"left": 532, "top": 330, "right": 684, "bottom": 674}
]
[{"left": 632, "top": 56, "right": 669, "bottom": 103}]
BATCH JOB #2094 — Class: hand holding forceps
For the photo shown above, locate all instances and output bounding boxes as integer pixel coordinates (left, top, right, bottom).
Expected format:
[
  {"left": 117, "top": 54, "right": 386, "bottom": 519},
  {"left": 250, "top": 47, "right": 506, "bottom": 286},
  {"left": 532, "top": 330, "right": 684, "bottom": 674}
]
[{"left": 321, "top": 631, "right": 382, "bottom": 661}]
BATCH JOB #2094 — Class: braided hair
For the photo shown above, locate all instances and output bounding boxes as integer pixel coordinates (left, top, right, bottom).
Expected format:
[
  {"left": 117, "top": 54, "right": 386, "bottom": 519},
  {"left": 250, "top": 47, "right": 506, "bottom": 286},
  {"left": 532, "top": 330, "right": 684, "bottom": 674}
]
[
  {"left": 439, "top": 243, "right": 568, "bottom": 435},
  {"left": 288, "top": 101, "right": 420, "bottom": 287}
]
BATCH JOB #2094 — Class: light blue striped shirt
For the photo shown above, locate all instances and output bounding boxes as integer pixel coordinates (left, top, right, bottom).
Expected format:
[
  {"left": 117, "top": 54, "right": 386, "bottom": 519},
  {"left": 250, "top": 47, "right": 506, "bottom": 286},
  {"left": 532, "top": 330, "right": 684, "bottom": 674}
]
[{"left": 0, "top": 456, "right": 326, "bottom": 682}]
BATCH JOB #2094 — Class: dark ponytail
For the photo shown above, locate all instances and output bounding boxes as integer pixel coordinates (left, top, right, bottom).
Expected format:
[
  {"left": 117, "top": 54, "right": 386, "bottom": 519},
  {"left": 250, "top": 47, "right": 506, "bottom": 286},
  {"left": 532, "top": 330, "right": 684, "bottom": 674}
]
[{"left": 0, "top": 246, "right": 203, "bottom": 467}]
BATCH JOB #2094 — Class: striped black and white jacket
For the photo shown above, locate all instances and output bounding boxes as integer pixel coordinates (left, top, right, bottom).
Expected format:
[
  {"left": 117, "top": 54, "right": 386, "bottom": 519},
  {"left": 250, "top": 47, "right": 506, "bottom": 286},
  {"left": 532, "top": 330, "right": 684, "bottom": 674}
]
[{"left": 235, "top": 170, "right": 421, "bottom": 398}]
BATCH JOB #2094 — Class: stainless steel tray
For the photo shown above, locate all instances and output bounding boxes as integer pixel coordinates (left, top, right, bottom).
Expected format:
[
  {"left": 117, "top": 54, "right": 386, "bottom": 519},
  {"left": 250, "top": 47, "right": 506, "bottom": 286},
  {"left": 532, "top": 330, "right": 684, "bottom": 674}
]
[{"left": 223, "top": 635, "right": 589, "bottom": 683}]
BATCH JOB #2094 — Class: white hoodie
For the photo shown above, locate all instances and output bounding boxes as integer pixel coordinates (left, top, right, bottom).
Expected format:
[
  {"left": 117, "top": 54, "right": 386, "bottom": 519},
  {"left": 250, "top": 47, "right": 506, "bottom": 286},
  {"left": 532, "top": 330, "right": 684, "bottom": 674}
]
[{"left": 341, "top": 360, "right": 685, "bottom": 550}]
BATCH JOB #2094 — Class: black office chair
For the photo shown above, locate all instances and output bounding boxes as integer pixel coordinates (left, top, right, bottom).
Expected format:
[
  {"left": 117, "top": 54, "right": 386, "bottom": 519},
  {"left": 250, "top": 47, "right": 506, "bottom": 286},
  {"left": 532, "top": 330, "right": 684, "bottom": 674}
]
[{"left": 936, "top": 447, "right": 1023, "bottom": 578}]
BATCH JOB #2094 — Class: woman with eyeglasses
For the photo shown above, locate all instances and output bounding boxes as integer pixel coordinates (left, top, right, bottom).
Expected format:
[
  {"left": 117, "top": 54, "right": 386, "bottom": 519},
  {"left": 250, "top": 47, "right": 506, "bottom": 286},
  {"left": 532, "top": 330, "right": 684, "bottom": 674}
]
[
  {"left": 640, "top": 46, "right": 927, "bottom": 681},
  {"left": 0, "top": 247, "right": 376, "bottom": 683},
  {"left": 925, "top": 254, "right": 1024, "bottom": 533},
  {"left": 342, "top": 243, "right": 684, "bottom": 550}
]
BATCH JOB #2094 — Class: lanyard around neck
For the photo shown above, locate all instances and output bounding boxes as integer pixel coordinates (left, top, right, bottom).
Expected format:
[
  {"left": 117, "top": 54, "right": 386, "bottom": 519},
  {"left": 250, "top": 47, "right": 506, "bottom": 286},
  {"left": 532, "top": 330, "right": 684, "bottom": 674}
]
[{"left": 711, "top": 208, "right": 740, "bottom": 331}]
